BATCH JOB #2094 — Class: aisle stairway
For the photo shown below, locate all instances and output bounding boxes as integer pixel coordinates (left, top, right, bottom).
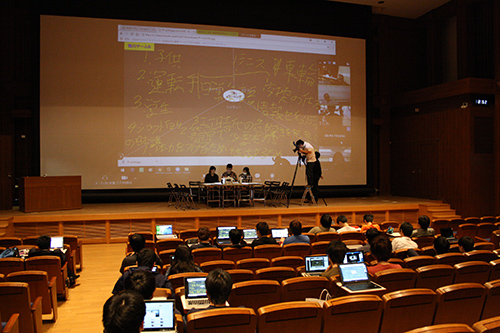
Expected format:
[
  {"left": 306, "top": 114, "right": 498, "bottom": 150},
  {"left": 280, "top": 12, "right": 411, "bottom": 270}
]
[{"left": 420, "top": 202, "right": 461, "bottom": 220}]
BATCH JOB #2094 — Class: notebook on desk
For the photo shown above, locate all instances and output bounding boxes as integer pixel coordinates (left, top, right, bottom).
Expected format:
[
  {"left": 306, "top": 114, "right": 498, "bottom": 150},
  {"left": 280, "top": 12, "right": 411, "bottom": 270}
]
[
  {"left": 156, "top": 225, "right": 175, "bottom": 240},
  {"left": 216, "top": 226, "right": 236, "bottom": 245},
  {"left": 181, "top": 277, "right": 210, "bottom": 310},
  {"left": 338, "top": 263, "right": 384, "bottom": 293},
  {"left": 143, "top": 299, "right": 176, "bottom": 332},
  {"left": 302, "top": 255, "right": 329, "bottom": 277}
]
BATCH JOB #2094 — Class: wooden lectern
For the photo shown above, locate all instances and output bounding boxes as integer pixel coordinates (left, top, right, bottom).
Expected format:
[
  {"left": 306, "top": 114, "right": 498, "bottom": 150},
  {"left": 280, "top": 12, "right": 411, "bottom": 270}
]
[{"left": 20, "top": 176, "right": 82, "bottom": 213}]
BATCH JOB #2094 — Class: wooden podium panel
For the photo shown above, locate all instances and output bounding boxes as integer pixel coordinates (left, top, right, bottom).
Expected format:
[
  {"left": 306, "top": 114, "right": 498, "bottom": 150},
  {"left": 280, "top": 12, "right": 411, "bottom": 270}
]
[{"left": 20, "top": 176, "right": 82, "bottom": 213}]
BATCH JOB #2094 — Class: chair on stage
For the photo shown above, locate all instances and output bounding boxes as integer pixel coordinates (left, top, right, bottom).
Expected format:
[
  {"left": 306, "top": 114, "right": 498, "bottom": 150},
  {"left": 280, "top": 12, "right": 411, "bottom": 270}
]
[
  {"left": 281, "top": 276, "right": 329, "bottom": 302},
  {"left": 271, "top": 256, "right": 304, "bottom": 269},
  {"left": 282, "top": 243, "right": 311, "bottom": 258},
  {"left": 415, "top": 264, "right": 455, "bottom": 290},
  {"left": 257, "top": 301, "right": 322, "bottom": 333},
  {"left": 0, "top": 282, "right": 42, "bottom": 333},
  {"left": 236, "top": 258, "right": 271, "bottom": 272},
  {"left": 186, "top": 308, "right": 257, "bottom": 333},
  {"left": 228, "top": 280, "right": 281, "bottom": 312},
  {"left": 434, "top": 283, "right": 486, "bottom": 326}
]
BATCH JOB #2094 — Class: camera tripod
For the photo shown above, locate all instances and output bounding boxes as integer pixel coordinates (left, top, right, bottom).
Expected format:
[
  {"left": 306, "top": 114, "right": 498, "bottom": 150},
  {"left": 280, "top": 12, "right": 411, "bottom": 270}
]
[{"left": 287, "top": 153, "right": 327, "bottom": 207}]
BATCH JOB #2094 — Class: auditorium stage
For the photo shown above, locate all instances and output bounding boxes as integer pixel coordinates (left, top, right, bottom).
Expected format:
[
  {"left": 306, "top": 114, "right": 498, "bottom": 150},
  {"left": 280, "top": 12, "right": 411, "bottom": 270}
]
[{"left": 1, "top": 196, "right": 446, "bottom": 244}]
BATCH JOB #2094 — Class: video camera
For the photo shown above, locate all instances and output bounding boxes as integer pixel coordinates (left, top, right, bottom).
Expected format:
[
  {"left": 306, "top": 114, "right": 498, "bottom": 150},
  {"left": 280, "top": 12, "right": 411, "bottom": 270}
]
[{"left": 292, "top": 141, "right": 299, "bottom": 153}]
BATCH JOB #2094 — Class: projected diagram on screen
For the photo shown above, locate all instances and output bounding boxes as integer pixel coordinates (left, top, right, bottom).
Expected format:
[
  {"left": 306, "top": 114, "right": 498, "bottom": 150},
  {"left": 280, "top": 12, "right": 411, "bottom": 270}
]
[{"left": 117, "top": 24, "right": 354, "bottom": 185}]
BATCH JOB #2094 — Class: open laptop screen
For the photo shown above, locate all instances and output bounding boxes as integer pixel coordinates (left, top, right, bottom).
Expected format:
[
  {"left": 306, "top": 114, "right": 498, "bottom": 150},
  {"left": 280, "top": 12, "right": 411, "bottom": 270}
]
[
  {"left": 143, "top": 299, "right": 175, "bottom": 331},
  {"left": 217, "top": 226, "right": 236, "bottom": 240},
  {"left": 156, "top": 225, "right": 173, "bottom": 236},
  {"left": 185, "top": 277, "right": 207, "bottom": 298},
  {"left": 305, "top": 255, "right": 329, "bottom": 272},
  {"left": 271, "top": 228, "right": 288, "bottom": 238},
  {"left": 343, "top": 251, "right": 364, "bottom": 264},
  {"left": 339, "top": 263, "right": 370, "bottom": 283},
  {"left": 243, "top": 229, "right": 257, "bottom": 239},
  {"left": 50, "top": 236, "right": 64, "bottom": 249}
]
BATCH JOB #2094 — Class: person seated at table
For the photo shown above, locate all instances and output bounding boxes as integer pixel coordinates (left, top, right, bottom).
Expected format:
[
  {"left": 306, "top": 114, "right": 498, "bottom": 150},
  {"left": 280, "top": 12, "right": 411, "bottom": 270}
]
[
  {"left": 412, "top": 215, "right": 435, "bottom": 237},
  {"left": 433, "top": 236, "right": 450, "bottom": 255},
  {"left": 283, "top": 220, "right": 310, "bottom": 245},
  {"left": 391, "top": 222, "right": 418, "bottom": 252},
  {"left": 228, "top": 228, "right": 247, "bottom": 248},
  {"left": 238, "top": 167, "right": 253, "bottom": 183},
  {"left": 204, "top": 166, "right": 219, "bottom": 183},
  {"left": 322, "top": 240, "right": 348, "bottom": 278},
  {"left": 367, "top": 235, "right": 402, "bottom": 275},
  {"left": 458, "top": 236, "right": 475, "bottom": 253},
  {"left": 309, "top": 214, "right": 337, "bottom": 234},
  {"left": 336, "top": 215, "right": 358, "bottom": 233},
  {"left": 191, "top": 227, "right": 217, "bottom": 249},
  {"left": 360, "top": 214, "right": 381, "bottom": 233},
  {"left": 165, "top": 245, "right": 203, "bottom": 276},
  {"left": 187, "top": 268, "right": 232, "bottom": 314},
  {"left": 103, "top": 290, "right": 145, "bottom": 333},
  {"left": 221, "top": 163, "right": 238, "bottom": 181},
  {"left": 251, "top": 222, "right": 277, "bottom": 247}
]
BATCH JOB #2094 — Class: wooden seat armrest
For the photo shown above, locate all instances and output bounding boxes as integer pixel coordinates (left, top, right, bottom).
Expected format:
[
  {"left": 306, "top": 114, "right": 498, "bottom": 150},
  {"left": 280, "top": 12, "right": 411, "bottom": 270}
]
[
  {"left": 31, "top": 296, "right": 43, "bottom": 333},
  {"left": 61, "top": 262, "right": 68, "bottom": 278},
  {"left": 31, "top": 296, "right": 43, "bottom": 312},
  {"left": 48, "top": 276, "right": 57, "bottom": 288},
  {"left": 2, "top": 313, "right": 20, "bottom": 333}
]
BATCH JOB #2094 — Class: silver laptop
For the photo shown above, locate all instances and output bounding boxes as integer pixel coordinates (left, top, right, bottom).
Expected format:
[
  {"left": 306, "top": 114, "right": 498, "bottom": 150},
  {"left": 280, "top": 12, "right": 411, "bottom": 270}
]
[
  {"left": 302, "top": 255, "right": 329, "bottom": 277},
  {"left": 338, "top": 263, "right": 384, "bottom": 292},
  {"left": 143, "top": 299, "right": 176, "bottom": 332},
  {"left": 181, "top": 277, "right": 210, "bottom": 310},
  {"left": 271, "top": 228, "right": 288, "bottom": 239},
  {"left": 50, "top": 236, "right": 66, "bottom": 253},
  {"left": 156, "top": 225, "right": 175, "bottom": 240},
  {"left": 343, "top": 251, "right": 364, "bottom": 264},
  {"left": 216, "top": 226, "right": 236, "bottom": 245},
  {"left": 243, "top": 229, "right": 257, "bottom": 242}
]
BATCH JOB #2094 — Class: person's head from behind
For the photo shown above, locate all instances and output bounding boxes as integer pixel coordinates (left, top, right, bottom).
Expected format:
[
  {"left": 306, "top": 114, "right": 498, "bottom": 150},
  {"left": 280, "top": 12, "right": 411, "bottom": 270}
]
[
  {"left": 209, "top": 166, "right": 216, "bottom": 175},
  {"left": 289, "top": 220, "right": 302, "bottom": 236},
  {"left": 363, "top": 214, "right": 374, "bottom": 223},
  {"left": 124, "top": 269, "right": 156, "bottom": 300},
  {"left": 418, "top": 215, "right": 431, "bottom": 230},
  {"left": 256, "top": 222, "right": 270, "bottom": 237},
  {"left": 320, "top": 214, "right": 332, "bottom": 229},
  {"left": 370, "top": 235, "right": 392, "bottom": 262},
  {"left": 365, "top": 228, "right": 381, "bottom": 245},
  {"left": 315, "top": 151, "right": 321, "bottom": 160},
  {"left": 229, "top": 228, "right": 243, "bottom": 245},
  {"left": 326, "top": 240, "right": 348, "bottom": 265},
  {"left": 130, "top": 234, "right": 146, "bottom": 253},
  {"left": 433, "top": 236, "right": 450, "bottom": 255},
  {"left": 458, "top": 236, "right": 474, "bottom": 253},
  {"left": 136, "top": 248, "right": 155, "bottom": 269},
  {"left": 226, "top": 163, "right": 233, "bottom": 172},
  {"left": 400, "top": 222, "right": 414, "bottom": 237},
  {"left": 242, "top": 167, "right": 250, "bottom": 175},
  {"left": 197, "top": 227, "right": 211, "bottom": 242},
  {"left": 173, "top": 244, "right": 193, "bottom": 265},
  {"left": 103, "top": 290, "right": 145, "bottom": 333},
  {"left": 205, "top": 268, "right": 233, "bottom": 305},
  {"left": 337, "top": 215, "right": 348, "bottom": 226},
  {"left": 37, "top": 235, "right": 51, "bottom": 250}
]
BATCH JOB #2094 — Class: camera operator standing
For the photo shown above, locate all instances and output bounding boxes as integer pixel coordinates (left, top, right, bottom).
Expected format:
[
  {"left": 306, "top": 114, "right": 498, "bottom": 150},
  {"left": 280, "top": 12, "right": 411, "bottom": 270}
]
[{"left": 295, "top": 139, "right": 318, "bottom": 202}]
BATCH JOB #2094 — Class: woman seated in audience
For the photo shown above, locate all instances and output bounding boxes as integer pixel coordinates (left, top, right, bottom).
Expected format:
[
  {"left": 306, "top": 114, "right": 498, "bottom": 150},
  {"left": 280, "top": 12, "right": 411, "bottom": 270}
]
[
  {"left": 165, "top": 244, "right": 203, "bottom": 277},
  {"left": 367, "top": 235, "right": 402, "bottom": 275}
]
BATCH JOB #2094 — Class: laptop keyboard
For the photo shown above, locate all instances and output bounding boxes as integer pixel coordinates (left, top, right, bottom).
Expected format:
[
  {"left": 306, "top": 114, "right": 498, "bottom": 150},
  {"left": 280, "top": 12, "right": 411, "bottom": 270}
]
[
  {"left": 187, "top": 299, "right": 209, "bottom": 306},
  {"left": 346, "top": 282, "right": 374, "bottom": 291}
]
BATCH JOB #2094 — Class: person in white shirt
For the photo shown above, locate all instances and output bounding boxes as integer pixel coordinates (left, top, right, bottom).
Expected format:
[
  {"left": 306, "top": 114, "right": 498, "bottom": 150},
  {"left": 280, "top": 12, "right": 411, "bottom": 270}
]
[
  {"left": 391, "top": 222, "right": 418, "bottom": 251},
  {"left": 336, "top": 215, "right": 358, "bottom": 234}
]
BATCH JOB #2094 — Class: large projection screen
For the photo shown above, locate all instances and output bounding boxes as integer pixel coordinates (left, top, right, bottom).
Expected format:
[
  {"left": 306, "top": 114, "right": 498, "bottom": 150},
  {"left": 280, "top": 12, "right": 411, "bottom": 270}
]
[{"left": 40, "top": 15, "right": 366, "bottom": 189}]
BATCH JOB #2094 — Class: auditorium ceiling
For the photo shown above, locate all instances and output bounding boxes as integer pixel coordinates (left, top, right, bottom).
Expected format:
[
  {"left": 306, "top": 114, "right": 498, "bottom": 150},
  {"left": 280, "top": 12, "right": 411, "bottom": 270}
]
[{"left": 333, "top": 0, "right": 452, "bottom": 19}]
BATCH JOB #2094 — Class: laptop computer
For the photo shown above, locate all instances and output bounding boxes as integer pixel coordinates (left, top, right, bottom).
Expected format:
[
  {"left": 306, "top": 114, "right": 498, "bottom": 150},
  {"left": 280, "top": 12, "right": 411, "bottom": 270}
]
[
  {"left": 271, "top": 228, "right": 288, "bottom": 239},
  {"left": 143, "top": 299, "right": 176, "bottom": 332},
  {"left": 243, "top": 229, "right": 258, "bottom": 242},
  {"left": 302, "top": 255, "right": 329, "bottom": 277},
  {"left": 180, "top": 277, "right": 210, "bottom": 310},
  {"left": 156, "top": 225, "right": 175, "bottom": 240},
  {"left": 343, "top": 251, "right": 364, "bottom": 264},
  {"left": 338, "top": 263, "right": 385, "bottom": 293},
  {"left": 50, "top": 236, "right": 67, "bottom": 253},
  {"left": 216, "top": 226, "right": 236, "bottom": 245}
]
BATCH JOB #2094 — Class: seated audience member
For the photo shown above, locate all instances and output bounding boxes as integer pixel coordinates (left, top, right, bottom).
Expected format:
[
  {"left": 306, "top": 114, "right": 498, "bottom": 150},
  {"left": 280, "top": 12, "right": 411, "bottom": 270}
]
[
  {"left": 166, "top": 245, "right": 203, "bottom": 276},
  {"left": 28, "top": 235, "right": 80, "bottom": 285},
  {"left": 367, "top": 235, "right": 402, "bottom": 275},
  {"left": 238, "top": 167, "right": 253, "bottom": 183},
  {"left": 188, "top": 268, "right": 232, "bottom": 314},
  {"left": 358, "top": 228, "right": 381, "bottom": 253},
  {"left": 113, "top": 248, "right": 172, "bottom": 294},
  {"left": 360, "top": 214, "right": 382, "bottom": 233},
  {"left": 391, "top": 222, "right": 418, "bottom": 252},
  {"left": 336, "top": 215, "right": 358, "bottom": 234},
  {"left": 309, "top": 214, "right": 337, "bottom": 234},
  {"left": 283, "top": 220, "right": 310, "bottom": 245},
  {"left": 251, "top": 222, "right": 278, "bottom": 247},
  {"left": 204, "top": 166, "right": 219, "bottom": 183},
  {"left": 190, "top": 227, "right": 216, "bottom": 249},
  {"left": 228, "top": 228, "right": 247, "bottom": 248},
  {"left": 124, "top": 269, "right": 156, "bottom": 300},
  {"left": 221, "top": 163, "right": 238, "bottom": 181},
  {"left": 322, "top": 240, "right": 348, "bottom": 278},
  {"left": 120, "top": 233, "right": 163, "bottom": 273},
  {"left": 458, "top": 236, "right": 475, "bottom": 253},
  {"left": 412, "top": 215, "right": 435, "bottom": 237},
  {"left": 433, "top": 236, "right": 450, "bottom": 255},
  {"left": 103, "top": 290, "right": 145, "bottom": 333}
]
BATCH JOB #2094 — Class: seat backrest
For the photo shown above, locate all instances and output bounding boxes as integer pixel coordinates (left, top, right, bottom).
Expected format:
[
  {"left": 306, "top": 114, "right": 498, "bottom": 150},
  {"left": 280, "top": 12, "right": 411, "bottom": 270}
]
[
  {"left": 379, "top": 288, "right": 437, "bottom": 333},
  {"left": 0, "top": 282, "right": 36, "bottom": 333},
  {"left": 253, "top": 245, "right": 283, "bottom": 260},
  {"left": 6, "top": 270, "right": 52, "bottom": 315},
  {"left": 199, "top": 260, "right": 235, "bottom": 272},
  {"left": 257, "top": 301, "right": 322, "bottom": 333},
  {"left": 474, "top": 243, "right": 495, "bottom": 251},
  {"left": 436, "top": 252, "right": 465, "bottom": 266},
  {"left": 158, "top": 249, "right": 176, "bottom": 266},
  {"left": 226, "top": 269, "right": 254, "bottom": 284},
  {"left": 473, "top": 316, "right": 500, "bottom": 333},
  {"left": 22, "top": 236, "right": 39, "bottom": 246},
  {"left": 339, "top": 231, "right": 365, "bottom": 241},
  {"left": 464, "top": 250, "right": 498, "bottom": 263},
  {"left": 186, "top": 307, "right": 257, "bottom": 333},
  {"left": 255, "top": 266, "right": 296, "bottom": 283},
  {"left": 271, "top": 256, "right": 304, "bottom": 269},
  {"left": 281, "top": 276, "right": 329, "bottom": 302},
  {"left": 373, "top": 268, "right": 417, "bottom": 293},
  {"left": 420, "top": 246, "right": 437, "bottom": 256},
  {"left": 24, "top": 256, "right": 65, "bottom": 295},
  {"left": 178, "top": 229, "right": 199, "bottom": 241},
  {"left": 0, "top": 237, "right": 22, "bottom": 248},
  {"left": 431, "top": 219, "right": 450, "bottom": 231},
  {"left": 310, "top": 241, "right": 330, "bottom": 255},
  {"left": 465, "top": 217, "right": 481, "bottom": 224},
  {"left": 415, "top": 264, "right": 456, "bottom": 290},
  {"left": 434, "top": 283, "right": 486, "bottom": 326},
  {"left": 405, "top": 323, "right": 475, "bottom": 333},
  {"left": 323, "top": 294, "right": 383, "bottom": 333},
  {"left": 476, "top": 223, "right": 497, "bottom": 240},
  {"left": 457, "top": 224, "right": 478, "bottom": 238},
  {"left": 236, "top": 258, "right": 271, "bottom": 272},
  {"left": 167, "top": 272, "right": 208, "bottom": 291},
  {"left": 490, "top": 231, "right": 500, "bottom": 250},
  {"left": 315, "top": 232, "right": 339, "bottom": 242},
  {"left": 453, "top": 261, "right": 492, "bottom": 284},
  {"left": 282, "top": 243, "right": 311, "bottom": 258},
  {"left": 128, "top": 232, "right": 154, "bottom": 241},
  {"left": 228, "top": 280, "right": 281, "bottom": 312},
  {"left": 482, "top": 279, "right": 500, "bottom": 320},
  {"left": 155, "top": 238, "right": 184, "bottom": 252},
  {"left": 412, "top": 236, "right": 435, "bottom": 249},
  {"left": 404, "top": 255, "right": 436, "bottom": 269},
  {"left": 450, "top": 219, "right": 466, "bottom": 232},
  {"left": 0, "top": 258, "right": 25, "bottom": 275},
  {"left": 191, "top": 248, "right": 222, "bottom": 265},
  {"left": 381, "top": 221, "right": 400, "bottom": 231},
  {"left": 222, "top": 246, "right": 252, "bottom": 262},
  {"left": 489, "top": 259, "right": 500, "bottom": 281}
]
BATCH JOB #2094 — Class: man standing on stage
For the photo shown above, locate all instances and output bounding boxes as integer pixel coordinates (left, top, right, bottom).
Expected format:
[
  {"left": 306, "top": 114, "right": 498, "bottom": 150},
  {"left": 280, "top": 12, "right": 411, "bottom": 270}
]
[{"left": 295, "top": 139, "right": 318, "bottom": 202}]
